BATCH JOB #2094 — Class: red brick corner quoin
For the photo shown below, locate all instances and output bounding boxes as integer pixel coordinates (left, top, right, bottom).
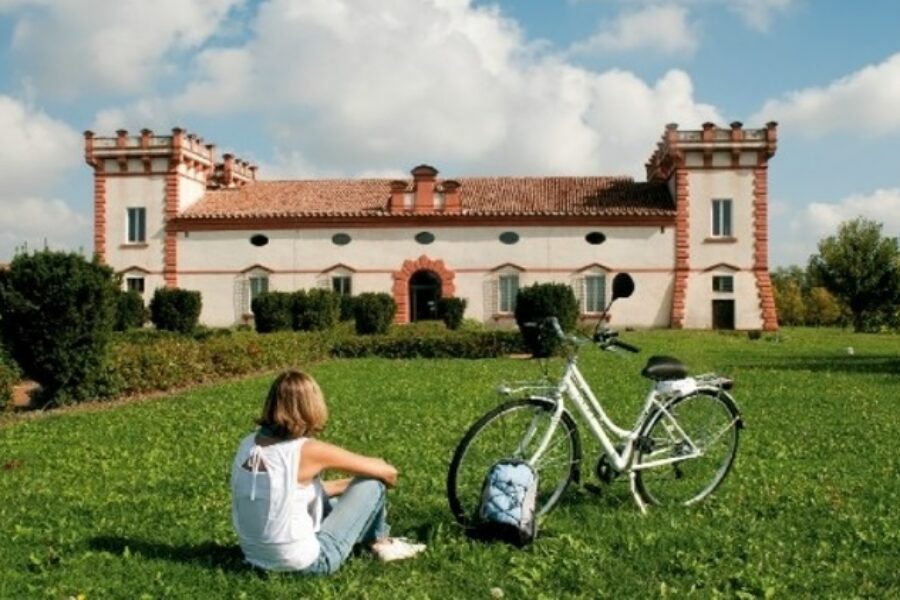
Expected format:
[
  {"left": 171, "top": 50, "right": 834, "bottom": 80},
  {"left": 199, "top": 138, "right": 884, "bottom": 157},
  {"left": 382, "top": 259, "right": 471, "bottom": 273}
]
[{"left": 392, "top": 256, "right": 456, "bottom": 323}]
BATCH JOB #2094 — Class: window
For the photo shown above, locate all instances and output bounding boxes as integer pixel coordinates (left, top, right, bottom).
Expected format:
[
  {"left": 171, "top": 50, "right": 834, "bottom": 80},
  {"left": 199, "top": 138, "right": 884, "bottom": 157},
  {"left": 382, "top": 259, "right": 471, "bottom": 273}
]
[
  {"left": 332, "top": 233, "right": 352, "bottom": 246},
  {"left": 125, "top": 277, "right": 145, "bottom": 293},
  {"left": 126, "top": 207, "right": 146, "bottom": 243},
  {"left": 498, "top": 274, "right": 519, "bottom": 313},
  {"left": 583, "top": 274, "right": 607, "bottom": 313},
  {"left": 585, "top": 231, "right": 606, "bottom": 245},
  {"left": 250, "top": 234, "right": 269, "bottom": 247},
  {"left": 712, "top": 275, "right": 734, "bottom": 293},
  {"left": 499, "top": 231, "right": 519, "bottom": 245},
  {"left": 332, "top": 275, "right": 352, "bottom": 296},
  {"left": 249, "top": 276, "right": 269, "bottom": 306},
  {"left": 415, "top": 231, "right": 435, "bottom": 245},
  {"left": 711, "top": 199, "right": 732, "bottom": 237}
]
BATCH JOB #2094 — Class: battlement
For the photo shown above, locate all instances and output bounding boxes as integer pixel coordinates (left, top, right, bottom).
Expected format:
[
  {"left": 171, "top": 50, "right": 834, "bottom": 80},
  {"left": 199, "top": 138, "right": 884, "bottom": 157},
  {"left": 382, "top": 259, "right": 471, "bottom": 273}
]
[
  {"left": 84, "top": 127, "right": 257, "bottom": 187},
  {"left": 645, "top": 121, "right": 777, "bottom": 182}
]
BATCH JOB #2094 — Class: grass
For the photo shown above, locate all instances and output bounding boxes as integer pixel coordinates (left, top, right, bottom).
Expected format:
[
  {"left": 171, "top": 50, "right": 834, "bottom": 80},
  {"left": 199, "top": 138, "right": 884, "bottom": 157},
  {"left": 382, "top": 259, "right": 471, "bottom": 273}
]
[{"left": 0, "top": 328, "right": 898, "bottom": 598}]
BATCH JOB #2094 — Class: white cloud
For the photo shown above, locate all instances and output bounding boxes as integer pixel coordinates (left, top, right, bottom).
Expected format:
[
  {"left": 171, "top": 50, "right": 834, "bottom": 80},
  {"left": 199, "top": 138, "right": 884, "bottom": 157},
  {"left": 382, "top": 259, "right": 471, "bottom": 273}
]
[
  {"left": 754, "top": 53, "right": 900, "bottom": 137},
  {"left": 0, "top": 95, "right": 81, "bottom": 195},
  {"left": 774, "top": 188, "right": 900, "bottom": 265},
  {"left": 0, "top": 96, "right": 89, "bottom": 259},
  {"left": 95, "top": 0, "right": 721, "bottom": 177},
  {"left": 614, "top": 0, "right": 794, "bottom": 32},
  {"left": 6, "top": 0, "right": 243, "bottom": 96},
  {"left": 569, "top": 4, "right": 699, "bottom": 55}
]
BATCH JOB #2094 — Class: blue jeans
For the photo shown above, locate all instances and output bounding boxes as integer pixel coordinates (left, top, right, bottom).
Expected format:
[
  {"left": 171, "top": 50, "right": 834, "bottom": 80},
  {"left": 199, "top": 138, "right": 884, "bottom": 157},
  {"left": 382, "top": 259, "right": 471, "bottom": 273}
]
[{"left": 301, "top": 477, "right": 389, "bottom": 575}]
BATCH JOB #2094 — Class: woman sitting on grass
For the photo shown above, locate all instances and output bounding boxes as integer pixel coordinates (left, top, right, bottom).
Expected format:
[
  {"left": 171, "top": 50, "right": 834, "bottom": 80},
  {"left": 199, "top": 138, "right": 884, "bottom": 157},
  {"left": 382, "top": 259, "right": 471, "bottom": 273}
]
[{"left": 230, "top": 369, "right": 426, "bottom": 574}]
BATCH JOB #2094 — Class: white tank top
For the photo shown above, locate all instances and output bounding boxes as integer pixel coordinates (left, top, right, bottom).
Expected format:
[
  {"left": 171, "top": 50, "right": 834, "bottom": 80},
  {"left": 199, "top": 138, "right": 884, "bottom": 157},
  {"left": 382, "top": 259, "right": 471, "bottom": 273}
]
[{"left": 230, "top": 433, "right": 324, "bottom": 571}]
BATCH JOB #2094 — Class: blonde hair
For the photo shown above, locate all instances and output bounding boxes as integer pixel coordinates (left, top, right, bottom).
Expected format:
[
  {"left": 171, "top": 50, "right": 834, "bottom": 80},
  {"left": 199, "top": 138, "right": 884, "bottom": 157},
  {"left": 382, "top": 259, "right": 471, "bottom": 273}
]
[{"left": 257, "top": 370, "right": 328, "bottom": 438}]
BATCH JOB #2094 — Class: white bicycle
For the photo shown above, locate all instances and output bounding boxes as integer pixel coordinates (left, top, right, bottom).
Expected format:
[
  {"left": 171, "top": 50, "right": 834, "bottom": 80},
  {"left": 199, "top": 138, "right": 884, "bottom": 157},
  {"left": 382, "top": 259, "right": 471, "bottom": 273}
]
[{"left": 447, "top": 273, "right": 743, "bottom": 525}]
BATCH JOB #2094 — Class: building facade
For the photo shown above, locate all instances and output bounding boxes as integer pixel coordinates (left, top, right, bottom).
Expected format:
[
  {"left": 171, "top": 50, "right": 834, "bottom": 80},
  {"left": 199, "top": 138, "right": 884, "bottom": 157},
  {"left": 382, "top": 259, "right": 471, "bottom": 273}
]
[{"left": 85, "top": 123, "right": 779, "bottom": 330}]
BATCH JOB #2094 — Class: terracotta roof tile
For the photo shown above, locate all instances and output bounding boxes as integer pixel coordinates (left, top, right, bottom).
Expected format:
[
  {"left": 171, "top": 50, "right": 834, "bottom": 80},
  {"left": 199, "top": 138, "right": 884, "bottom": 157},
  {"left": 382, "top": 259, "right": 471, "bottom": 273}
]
[{"left": 180, "top": 176, "right": 674, "bottom": 219}]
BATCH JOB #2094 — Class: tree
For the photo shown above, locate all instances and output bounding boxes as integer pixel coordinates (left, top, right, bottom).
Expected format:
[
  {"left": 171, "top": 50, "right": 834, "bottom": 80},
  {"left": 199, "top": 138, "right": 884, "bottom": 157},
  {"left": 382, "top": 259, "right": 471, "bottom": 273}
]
[
  {"left": 773, "top": 279, "right": 806, "bottom": 326},
  {"left": 0, "top": 250, "right": 118, "bottom": 404},
  {"left": 808, "top": 218, "right": 900, "bottom": 332},
  {"left": 806, "top": 287, "right": 843, "bottom": 327}
]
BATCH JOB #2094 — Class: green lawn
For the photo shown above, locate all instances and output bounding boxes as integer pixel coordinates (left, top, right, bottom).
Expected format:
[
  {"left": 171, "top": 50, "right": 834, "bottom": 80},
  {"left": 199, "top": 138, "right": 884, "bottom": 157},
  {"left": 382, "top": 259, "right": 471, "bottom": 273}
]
[{"left": 1, "top": 329, "right": 898, "bottom": 598}]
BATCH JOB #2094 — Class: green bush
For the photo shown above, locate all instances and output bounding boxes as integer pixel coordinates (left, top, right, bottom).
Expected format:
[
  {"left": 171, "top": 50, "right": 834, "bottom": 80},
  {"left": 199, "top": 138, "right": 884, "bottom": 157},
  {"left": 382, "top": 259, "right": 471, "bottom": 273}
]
[
  {"left": 293, "top": 289, "right": 341, "bottom": 331},
  {"left": 251, "top": 291, "right": 294, "bottom": 333},
  {"left": 352, "top": 293, "right": 397, "bottom": 335},
  {"left": 114, "top": 290, "right": 148, "bottom": 331},
  {"left": 338, "top": 295, "right": 356, "bottom": 322},
  {"left": 0, "top": 250, "right": 118, "bottom": 404},
  {"left": 0, "top": 345, "right": 22, "bottom": 410},
  {"left": 149, "top": 288, "right": 202, "bottom": 334},
  {"left": 331, "top": 328, "right": 525, "bottom": 359},
  {"left": 437, "top": 297, "right": 467, "bottom": 330},
  {"left": 514, "top": 282, "right": 579, "bottom": 357}
]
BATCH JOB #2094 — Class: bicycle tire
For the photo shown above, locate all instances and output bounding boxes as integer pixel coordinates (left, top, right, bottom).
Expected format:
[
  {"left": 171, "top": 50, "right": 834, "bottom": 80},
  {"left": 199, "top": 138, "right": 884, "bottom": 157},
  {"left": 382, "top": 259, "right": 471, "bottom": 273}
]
[
  {"left": 447, "top": 398, "right": 581, "bottom": 527},
  {"left": 634, "top": 389, "right": 741, "bottom": 507}
]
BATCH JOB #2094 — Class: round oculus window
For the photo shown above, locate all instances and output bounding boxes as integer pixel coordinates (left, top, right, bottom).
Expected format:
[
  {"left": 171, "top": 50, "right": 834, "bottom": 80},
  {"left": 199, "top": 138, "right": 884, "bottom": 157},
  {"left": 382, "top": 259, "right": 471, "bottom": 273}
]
[
  {"left": 414, "top": 231, "right": 435, "bottom": 245},
  {"left": 499, "top": 231, "right": 520, "bottom": 245},
  {"left": 332, "top": 233, "right": 352, "bottom": 246},
  {"left": 585, "top": 231, "right": 607, "bottom": 245},
  {"left": 250, "top": 234, "right": 269, "bottom": 247}
]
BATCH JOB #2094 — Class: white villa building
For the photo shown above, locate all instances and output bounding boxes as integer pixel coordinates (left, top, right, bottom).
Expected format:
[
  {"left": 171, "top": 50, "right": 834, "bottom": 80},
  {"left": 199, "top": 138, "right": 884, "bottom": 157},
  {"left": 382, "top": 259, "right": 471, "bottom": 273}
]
[{"left": 84, "top": 123, "right": 779, "bottom": 330}]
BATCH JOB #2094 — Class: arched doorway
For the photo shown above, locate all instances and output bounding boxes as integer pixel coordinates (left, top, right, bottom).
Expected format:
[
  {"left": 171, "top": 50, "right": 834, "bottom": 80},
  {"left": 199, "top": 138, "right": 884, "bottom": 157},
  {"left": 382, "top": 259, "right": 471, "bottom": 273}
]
[{"left": 409, "top": 270, "right": 441, "bottom": 321}]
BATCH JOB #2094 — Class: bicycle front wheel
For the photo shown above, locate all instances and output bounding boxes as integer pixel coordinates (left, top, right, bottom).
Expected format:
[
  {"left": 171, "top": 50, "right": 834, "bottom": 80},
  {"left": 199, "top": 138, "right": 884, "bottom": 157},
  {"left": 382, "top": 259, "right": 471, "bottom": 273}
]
[
  {"left": 447, "top": 398, "right": 582, "bottom": 527},
  {"left": 634, "top": 390, "right": 741, "bottom": 507}
]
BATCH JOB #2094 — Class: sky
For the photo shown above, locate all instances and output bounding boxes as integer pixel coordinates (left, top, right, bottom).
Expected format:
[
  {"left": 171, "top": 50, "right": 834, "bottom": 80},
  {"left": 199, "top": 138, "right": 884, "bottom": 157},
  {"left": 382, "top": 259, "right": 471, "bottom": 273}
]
[{"left": 0, "top": 0, "right": 898, "bottom": 266}]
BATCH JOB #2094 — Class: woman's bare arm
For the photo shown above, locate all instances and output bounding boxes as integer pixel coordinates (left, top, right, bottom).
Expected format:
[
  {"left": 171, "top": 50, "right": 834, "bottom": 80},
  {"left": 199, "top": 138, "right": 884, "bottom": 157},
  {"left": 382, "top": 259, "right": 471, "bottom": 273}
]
[
  {"left": 299, "top": 440, "right": 398, "bottom": 487},
  {"left": 321, "top": 477, "right": 353, "bottom": 497}
]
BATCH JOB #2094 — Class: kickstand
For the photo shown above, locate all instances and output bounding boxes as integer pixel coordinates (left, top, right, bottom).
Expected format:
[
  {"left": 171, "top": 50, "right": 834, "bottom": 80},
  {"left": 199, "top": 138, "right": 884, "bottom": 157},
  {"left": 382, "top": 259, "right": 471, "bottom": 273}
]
[{"left": 629, "top": 472, "right": 647, "bottom": 515}]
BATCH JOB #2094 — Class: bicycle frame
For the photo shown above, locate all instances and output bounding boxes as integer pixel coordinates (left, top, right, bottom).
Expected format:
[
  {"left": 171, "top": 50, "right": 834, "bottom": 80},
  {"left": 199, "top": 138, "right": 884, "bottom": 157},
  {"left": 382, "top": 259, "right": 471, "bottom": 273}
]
[{"left": 521, "top": 350, "right": 705, "bottom": 513}]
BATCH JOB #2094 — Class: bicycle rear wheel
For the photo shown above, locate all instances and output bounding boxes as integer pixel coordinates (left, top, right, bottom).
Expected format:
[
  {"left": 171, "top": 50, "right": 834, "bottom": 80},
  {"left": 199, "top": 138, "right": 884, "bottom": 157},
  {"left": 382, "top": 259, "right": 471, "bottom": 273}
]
[
  {"left": 447, "top": 398, "right": 581, "bottom": 527},
  {"left": 634, "top": 390, "right": 741, "bottom": 506}
]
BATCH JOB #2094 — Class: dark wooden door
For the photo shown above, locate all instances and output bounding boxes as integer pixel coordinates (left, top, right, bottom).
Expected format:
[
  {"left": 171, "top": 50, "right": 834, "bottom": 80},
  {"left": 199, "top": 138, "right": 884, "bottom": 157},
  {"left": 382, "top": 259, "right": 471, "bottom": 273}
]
[{"left": 712, "top": 299, "right": 735, "bottom": 330}]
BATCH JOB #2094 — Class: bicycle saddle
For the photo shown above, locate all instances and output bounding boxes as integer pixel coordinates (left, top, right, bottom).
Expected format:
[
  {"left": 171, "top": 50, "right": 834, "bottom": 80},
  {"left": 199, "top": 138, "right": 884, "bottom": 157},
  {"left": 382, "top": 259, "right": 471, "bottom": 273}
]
[{"left": 641, "top": 355, "right": 688, "bottom": 381}]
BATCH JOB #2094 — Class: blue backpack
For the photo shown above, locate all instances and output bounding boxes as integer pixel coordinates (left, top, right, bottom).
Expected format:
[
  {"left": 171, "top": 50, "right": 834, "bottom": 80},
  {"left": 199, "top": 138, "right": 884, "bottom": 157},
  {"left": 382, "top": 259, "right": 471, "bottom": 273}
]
[{"left": 477, "top": 459, "right": 539, "bottom": 546}]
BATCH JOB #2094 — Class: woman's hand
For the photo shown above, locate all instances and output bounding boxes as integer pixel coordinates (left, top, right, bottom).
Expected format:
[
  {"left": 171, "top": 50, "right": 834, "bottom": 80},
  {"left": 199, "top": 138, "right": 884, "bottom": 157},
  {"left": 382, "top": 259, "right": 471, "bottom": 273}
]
[{"left": 378, "top": 460, "right": 399, "bottom": 488}]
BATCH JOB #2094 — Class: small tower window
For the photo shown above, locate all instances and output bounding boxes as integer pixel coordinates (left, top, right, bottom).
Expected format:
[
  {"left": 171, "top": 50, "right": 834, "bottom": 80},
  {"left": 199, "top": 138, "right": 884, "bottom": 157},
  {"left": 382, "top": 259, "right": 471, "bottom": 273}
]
[
  {"left": 126, "top": 207, "right": 146, "bottom": 243},
  {"left": 712, "top": 199, "right": 733, "bottom": 237},
  {"left": 712, "top": 275, "right": 734, "bottom": 293},
  {"left": 250, "top": 234, "right": 269, "bottom": 247},
  {"left": 332, "top": 233, "right": 352, "bottom": 246}
]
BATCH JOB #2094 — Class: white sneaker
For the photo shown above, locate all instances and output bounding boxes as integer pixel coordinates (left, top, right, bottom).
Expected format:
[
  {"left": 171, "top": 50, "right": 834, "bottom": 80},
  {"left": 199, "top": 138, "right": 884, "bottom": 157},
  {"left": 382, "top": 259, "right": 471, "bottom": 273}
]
[{"left": 372, "top": 537, "right": 427, "bottom": 562}]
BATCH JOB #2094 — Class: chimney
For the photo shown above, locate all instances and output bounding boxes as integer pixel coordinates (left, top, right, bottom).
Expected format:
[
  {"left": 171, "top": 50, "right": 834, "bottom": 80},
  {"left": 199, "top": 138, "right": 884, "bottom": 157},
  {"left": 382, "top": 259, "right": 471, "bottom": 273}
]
[
  {"left": 389, "top": 180, "right": 407, "bottom": 213},
  {"left": 702, "top": 122, "right": 715, "bottom": 142},
  {"left": 411, "top": 165, "right": 438, "bottom": 213},
  {"left": 442, "top": 180, "right": 461, "bottom": 213}
]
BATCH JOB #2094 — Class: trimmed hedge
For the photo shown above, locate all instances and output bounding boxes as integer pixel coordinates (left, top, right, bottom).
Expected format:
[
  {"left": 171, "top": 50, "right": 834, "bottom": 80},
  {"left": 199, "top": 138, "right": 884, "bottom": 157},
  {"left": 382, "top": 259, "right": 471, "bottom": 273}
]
[
  {"left": 437, "top": 297, "right": 467, "bottom": 330},
  {"left": 514, "top": 283, "right": 579, "bottom": 357},
  {"left": 251, "top": 292, "right": 294, "bottom": 333},
  {"left": 114, "top": 290, "right": 148, "bottom": 331},
  {"left": 92, "top": 330, "right": 332, "bottom": 399},
  {"left": 331, "top": 328, "right": 525, "bottom": 359},
  {"left": 150, "top": 288, "right": 202, "bottom": 334},
  {"left": 293, "top": 289, "right": 341, "bottom": 332},
  {"left": 353, "top": 293, "right": 396, "bottom": 335}
]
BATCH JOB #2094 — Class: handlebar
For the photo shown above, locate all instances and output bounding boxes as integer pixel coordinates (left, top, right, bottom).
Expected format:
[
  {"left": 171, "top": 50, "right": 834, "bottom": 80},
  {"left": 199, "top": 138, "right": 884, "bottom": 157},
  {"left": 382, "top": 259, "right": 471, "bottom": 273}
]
[{"left": 528, "top": 317, "right": 641, "bottom": 354}]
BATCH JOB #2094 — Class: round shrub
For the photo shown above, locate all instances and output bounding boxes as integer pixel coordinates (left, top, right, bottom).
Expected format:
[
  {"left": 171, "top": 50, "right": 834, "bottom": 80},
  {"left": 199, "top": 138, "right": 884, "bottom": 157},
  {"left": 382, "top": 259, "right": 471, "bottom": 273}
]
[
  {"left": 114, "top": 289, "right": 148, "bottom": 331},
  {"left": 0, "top": 250, "right": 118, "bottom": 404},
  {"left": 251, "top": 291, "right": 294, "bottom": 333},
  {"left": 338, "top": 294, "right": 356, "bottom": 322},
  {"left": 353, "top": 293, "right": 397, "bottom": 335},
  {"left": 437, "top": 297, "right": 467, "bottom": 330},
  {"left": 150, "top": 288, "right": 202, "bottom": 334},
  {"left": 293, "top": 289, "right": 341, "bottom": 331},
  {"left": 514, "top": 282, "right": 579, "bottom": 357}
]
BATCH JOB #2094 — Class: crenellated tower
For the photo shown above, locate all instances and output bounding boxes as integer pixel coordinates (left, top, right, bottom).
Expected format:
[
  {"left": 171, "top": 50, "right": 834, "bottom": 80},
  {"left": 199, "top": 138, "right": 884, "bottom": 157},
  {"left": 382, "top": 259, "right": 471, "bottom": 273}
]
[
  {"left": 84, "top": 128, "right": 256, "bottom": 294},
  {"left": 646, "top": 121, "right": 779, "bottom": 331}
]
